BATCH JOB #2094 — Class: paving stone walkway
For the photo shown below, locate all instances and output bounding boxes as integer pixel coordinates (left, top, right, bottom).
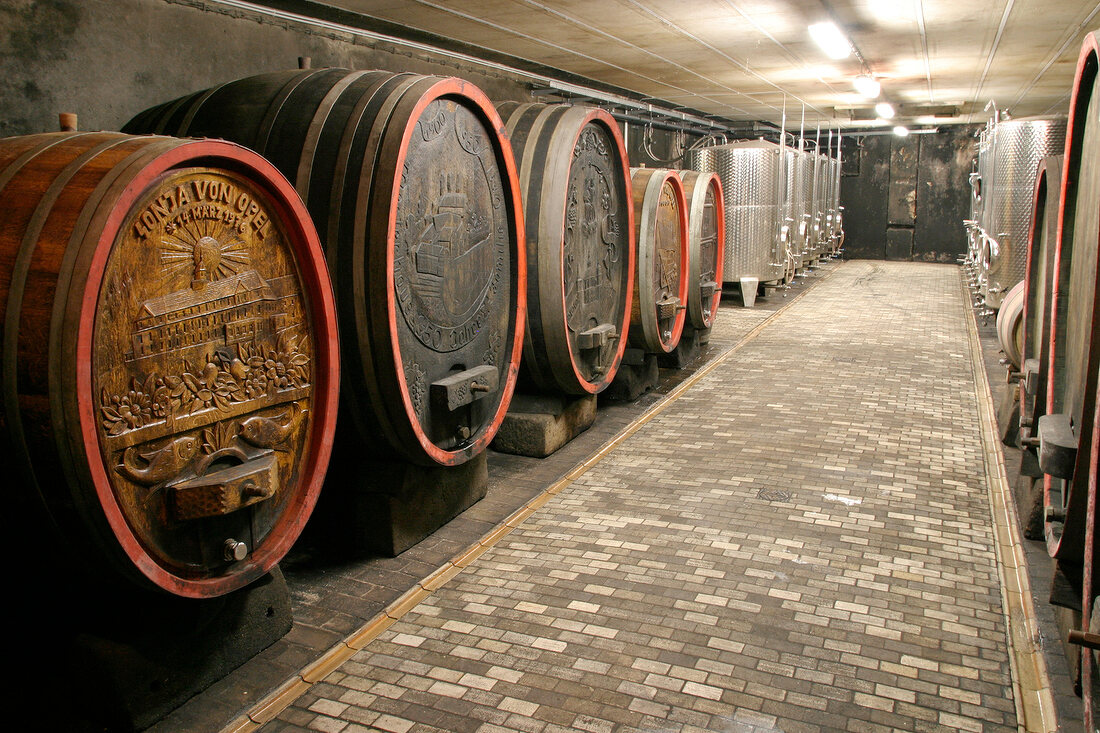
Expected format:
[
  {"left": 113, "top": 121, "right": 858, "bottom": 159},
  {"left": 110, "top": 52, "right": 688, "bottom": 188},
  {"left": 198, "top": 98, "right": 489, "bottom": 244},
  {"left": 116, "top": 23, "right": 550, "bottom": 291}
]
[{"left": 265, "top": 261, "right": 1017, "bottom": 733}]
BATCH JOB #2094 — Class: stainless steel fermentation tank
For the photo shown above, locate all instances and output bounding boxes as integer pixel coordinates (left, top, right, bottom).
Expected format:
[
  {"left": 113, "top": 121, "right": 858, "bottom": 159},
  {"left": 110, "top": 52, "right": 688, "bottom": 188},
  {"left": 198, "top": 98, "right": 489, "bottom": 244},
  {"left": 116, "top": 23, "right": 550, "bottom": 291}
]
[
  {"left": 974, "top": 117, "right": 1066, "bottom": 308},
  {"left": 826, "top": 156, "right": 843, "bottom": 254},
  {"left": 790, "top": 149, "right": 817, "bottom": 267},
  {"left": 687, "top": 140, "right": 787, "bottom": 306},
  {"left": 811, "top": 152, "right": 829, "bottom": 257}
]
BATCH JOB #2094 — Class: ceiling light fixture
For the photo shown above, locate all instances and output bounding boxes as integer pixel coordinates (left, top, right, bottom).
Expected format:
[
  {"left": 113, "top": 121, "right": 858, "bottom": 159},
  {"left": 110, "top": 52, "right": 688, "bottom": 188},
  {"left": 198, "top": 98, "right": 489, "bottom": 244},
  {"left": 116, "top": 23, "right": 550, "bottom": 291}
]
[
  {"left": 875, "top": 102, "right": 895, "bottom": 119},
  {"left": 808, "top": 22, "right": 851, "bottom": 60},
  {"left": 893, "top": 125, "right": 910, "bottom": 137},
  {"left": 853, "top": 74, "right": 880, "bottom": 98}
]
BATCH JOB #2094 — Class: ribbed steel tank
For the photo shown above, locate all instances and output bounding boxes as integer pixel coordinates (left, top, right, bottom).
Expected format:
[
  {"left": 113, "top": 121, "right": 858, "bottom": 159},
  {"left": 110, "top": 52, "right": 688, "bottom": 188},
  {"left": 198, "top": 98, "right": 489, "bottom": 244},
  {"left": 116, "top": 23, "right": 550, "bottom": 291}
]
[
  {"left": 686, "top": 141, "right": 785, "bottom": 302},
  {"left": 976, "top": 131, "right": 993, "bottom": 286},
  {"left": 826, "top": 156, "right": 842, "bottom": 253},
  {"left": 810, "top": 152, "right": 828, "bottom": 257},
  {"left": 980, "top": 117, "right": 1066, "bottom": 308},
  {"left": 792, "top": 150, "right": 816, "bottom": 266},
  {"left": 780, "top": 149, "right": 799, "bottom": 272}
]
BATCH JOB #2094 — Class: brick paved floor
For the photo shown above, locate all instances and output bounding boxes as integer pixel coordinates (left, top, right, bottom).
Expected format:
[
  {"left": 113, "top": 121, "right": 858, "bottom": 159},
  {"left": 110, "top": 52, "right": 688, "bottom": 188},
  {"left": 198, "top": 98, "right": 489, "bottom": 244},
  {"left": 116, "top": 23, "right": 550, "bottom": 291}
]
[{"left": 261, "top": 261, "right": 1019, "bottom": 733}]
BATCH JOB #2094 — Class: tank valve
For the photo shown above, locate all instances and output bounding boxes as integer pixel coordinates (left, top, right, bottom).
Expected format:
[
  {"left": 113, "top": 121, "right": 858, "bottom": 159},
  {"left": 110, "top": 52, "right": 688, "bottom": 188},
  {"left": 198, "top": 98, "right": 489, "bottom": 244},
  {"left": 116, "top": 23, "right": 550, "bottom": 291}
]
[{"left": 224, "top": 539, "right": 249, "bottom": 562}]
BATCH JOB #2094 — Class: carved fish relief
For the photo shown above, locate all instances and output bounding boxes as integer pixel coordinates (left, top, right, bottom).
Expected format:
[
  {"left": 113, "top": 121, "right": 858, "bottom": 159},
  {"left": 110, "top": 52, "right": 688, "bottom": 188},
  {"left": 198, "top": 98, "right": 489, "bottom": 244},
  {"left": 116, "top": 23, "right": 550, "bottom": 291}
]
[
  {"left": 117, "top": 435, "right": 200, "bottom": 486},
  {"left": 238, "top": 403, "right": 307, "bottom": 449}
]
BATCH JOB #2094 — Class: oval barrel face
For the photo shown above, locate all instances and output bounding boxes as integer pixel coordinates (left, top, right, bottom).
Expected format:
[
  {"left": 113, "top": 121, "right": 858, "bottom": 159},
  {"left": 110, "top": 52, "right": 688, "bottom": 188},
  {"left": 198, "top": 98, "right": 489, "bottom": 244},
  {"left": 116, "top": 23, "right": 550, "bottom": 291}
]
[
  {"left": 1025, "top": 168, "right": 1050, "bottom": 365},
  {"left": 1044, "top": 50, "right": 1100, "bottom": 574},
  {"left": 390, "top": 96, "right": 514, "bottom": 454},
  {"left": 501, "top": 104, "right": 633, "bottom": 395},
  {"left": 682, "top": 171, "right": 722, "bottom": 330},
  {"left": 91, "top": 165, "right": 320, "bottom": 583},
  {"left": 1057, "top": 101, "right": 1100, "bottom": 430},
  {"left": 697, "top": 181, "right": 720, "bottom": 317},
  {"left": 649, "top": 177, "right": 686, "bottom": 350},
  {"left": 562, "top": 121, "right": 631, "bottom": 387}
]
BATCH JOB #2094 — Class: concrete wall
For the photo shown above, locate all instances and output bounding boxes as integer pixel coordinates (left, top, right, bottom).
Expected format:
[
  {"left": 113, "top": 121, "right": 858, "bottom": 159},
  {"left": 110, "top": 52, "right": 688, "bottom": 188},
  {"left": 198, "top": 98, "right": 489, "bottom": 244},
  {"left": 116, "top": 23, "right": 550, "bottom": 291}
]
[
  {"left": 839, "top": 125, "right": 979, "bottom": 261},
  {"left": 0, "top": 0, "right": 538, "bottom": 138},
  {"left": 0, "top": 0, "right": 703, "bottom": 174}
]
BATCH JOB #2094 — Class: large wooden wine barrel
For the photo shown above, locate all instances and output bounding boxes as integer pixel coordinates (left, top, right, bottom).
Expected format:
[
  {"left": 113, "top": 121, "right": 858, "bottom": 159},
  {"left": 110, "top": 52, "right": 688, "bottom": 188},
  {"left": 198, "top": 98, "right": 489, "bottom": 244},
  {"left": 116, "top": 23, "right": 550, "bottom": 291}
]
[
  {"left": 628, "top": 168, "right": 689, "bottom": 353},
  {"left": 1018, "top": 155, "right": 1062, "bottom": 445},
  {"left": 679, "top": 170, "right": 724, "bottom": 331},
  {"left": 1044, "top": 34, "right": 1100, "bottom": 566},
  {"left": 126, "top": 69, "right": 526, "bottom": 466},
  {"left": 0, "top": 132, "right": 339, "bottom": 597},
  {"left": 1044, "top": 34, "right": 1100, "bottom": 725},
  {"left": 496, "top": 102, "right": 634, "bottom": 395}
]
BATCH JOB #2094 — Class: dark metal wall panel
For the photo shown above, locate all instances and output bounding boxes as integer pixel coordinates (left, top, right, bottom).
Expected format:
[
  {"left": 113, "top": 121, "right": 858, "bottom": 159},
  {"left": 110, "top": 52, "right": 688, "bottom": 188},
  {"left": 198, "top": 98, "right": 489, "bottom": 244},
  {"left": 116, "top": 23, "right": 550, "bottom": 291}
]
[
  {"left": 886, "top": 227, "right": 915, "bottom": 260},
  {"left": 840, "top": 126, "right": 979, "bottom": 261},
  {"left": 888, "top": 138, "right": 918, "bottom": 226},
  {"left": 840, "top": 135, "right": 891, "bottom": 259},
  {"left": 915, "top": 126, "right": 981, "bottom": 262}
]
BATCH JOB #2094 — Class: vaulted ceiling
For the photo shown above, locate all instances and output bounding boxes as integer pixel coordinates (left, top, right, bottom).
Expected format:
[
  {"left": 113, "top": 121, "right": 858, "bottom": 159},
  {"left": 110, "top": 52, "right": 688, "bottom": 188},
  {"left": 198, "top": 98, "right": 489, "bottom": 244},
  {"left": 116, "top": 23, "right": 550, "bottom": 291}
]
[{"left": 304, "top": 0, "right": 1100, "bottom": 130}]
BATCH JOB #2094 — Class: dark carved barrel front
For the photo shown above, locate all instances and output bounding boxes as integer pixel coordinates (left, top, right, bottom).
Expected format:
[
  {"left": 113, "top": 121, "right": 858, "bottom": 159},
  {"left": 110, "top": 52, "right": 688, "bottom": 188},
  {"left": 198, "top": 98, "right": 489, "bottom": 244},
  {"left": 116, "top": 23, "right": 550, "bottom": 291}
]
[
  {"left": 127, "top": 69, "right": 526, "bottom": 466},
  {"left": 0, "top": 132, "right": 339, "bottom": 597},
  {"left": 496, "top": 102, "right": 634, "bottom": 394},
  {"left": 680, "top": 170, "right": 724, "bottom": 331},
  {"left": 628, "top": 168, "right": 689, "bottom": 354}
]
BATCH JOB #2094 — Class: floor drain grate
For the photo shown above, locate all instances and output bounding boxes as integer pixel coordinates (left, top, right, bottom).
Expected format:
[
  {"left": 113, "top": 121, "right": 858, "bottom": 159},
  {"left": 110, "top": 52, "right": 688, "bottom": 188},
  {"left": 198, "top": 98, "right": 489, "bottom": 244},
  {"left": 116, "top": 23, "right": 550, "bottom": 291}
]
[{"left": 756, "top": 487, "right": 791, "bottom": 502}]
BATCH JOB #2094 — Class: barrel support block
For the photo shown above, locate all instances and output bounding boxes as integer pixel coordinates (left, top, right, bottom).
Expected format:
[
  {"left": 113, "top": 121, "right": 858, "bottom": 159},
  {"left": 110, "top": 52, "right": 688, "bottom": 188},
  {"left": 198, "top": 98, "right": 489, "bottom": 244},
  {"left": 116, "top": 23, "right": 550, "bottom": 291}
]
[
  {"left": 65, "top": 569, "right": 291, "bottom": 730},
  {"left": 658, "top": 324, "right": 711, "bottom": 370},
  {"left": 605, "top": 350, "right": 660, "bottom": 402},
  {"left": 492, "top": 393, "right": 598, "bottom": 458},
  {"left": 316, "top": 451, "right": 489, "bottom": 557},
  {"left": 1038, "top": 413, "right": 1077, "bottom": 479}
]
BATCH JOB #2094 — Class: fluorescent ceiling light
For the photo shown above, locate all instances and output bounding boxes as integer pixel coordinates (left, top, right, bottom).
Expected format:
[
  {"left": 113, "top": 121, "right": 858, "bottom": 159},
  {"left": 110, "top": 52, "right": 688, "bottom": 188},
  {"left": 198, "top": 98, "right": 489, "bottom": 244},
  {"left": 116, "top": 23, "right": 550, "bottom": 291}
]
[
  {"left": 875, "top": 102, "right": 895, "bottom": 119},
  {"left": 893, "top": 125, "right": 910, "bottom": 137},
  {"left": 808, "top": 22, "right": 851, "bottom": 60},
  {"left": 853, "top": 74, "right": 880, "bottom": 98}
]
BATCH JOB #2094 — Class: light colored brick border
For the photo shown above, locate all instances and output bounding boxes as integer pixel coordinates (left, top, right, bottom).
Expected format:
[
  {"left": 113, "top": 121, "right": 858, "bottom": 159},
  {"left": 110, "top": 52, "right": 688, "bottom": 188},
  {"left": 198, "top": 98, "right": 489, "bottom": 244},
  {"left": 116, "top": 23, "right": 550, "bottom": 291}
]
[
  {"left": 222, "top": 268, "right": 834, "bottom": 733},
  {"left": 960, "top": 269, "right": 1058, "bottom": 733}
]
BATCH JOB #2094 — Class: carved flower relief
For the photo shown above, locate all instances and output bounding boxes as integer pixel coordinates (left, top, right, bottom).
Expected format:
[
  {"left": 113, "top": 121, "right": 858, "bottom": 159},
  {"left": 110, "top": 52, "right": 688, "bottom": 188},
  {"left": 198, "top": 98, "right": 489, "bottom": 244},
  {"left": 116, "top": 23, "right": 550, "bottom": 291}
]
[
  {"left": 101, "top": 388, "right": 154, "bottom": 436},
  {"left": 407, "top": 361, "right": 426, "bottom": 415},
  {"left": 182, "top": 360, "right": 240, "bottom": 413},
  {"left": 483, "top": 328, "right": 503, "bottom": 368},
  {"left": 100, "top": 339, "right": 311, "bottom": 436}
]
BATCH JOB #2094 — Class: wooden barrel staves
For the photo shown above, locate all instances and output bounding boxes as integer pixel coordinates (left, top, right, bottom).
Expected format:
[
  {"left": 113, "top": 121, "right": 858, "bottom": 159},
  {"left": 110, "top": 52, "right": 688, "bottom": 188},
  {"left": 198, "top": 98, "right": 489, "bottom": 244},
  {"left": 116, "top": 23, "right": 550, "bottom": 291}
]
[
  {"left": 496, "top": 102, "right": 634, "bottom": 394},
  {"left": 1043, "top": 35, "right": 1100, "bottom": 566},
  {"left": 1041, "top": 36, "right": 1100, "bottom": 720},
  {"left": 628, "top": 168, "right": 689, "bottom": 353},
  {"left": 1018, "top": 155, "right": 1063, "bottom": 446},
  {"left": 126, "top": 69, "right": 526, "bottom": 466},
  {"left": 0, "top": 132, "right": 339, "bottom": 597},
  {"left": 679, "top": 170, "right": 724, "bottom": 331}
]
